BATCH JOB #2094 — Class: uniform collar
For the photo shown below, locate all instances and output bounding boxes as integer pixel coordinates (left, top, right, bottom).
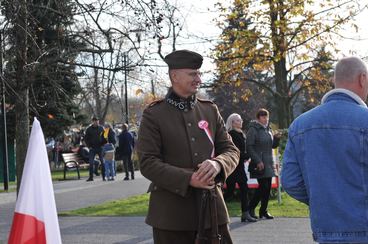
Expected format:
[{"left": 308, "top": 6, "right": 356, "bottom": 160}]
[
  {"left": 165, "top": 87, "right": 197, "bottom": 111},
  {"left": 321, "top": 88, "right": 367, "bottom": 107}
]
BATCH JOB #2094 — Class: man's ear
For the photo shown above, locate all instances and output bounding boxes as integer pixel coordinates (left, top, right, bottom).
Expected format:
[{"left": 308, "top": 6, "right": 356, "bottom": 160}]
[
  {"left": 359, "top": 73, "right": 367, "bottom": 88},
  {"left": 170, "top": 70, "right": 178, "bottom": 83}
]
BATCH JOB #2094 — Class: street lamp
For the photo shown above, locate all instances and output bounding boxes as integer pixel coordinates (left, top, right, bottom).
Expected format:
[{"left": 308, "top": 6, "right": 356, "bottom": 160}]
[
  {"left": 123, "top": 53, "right": 128, "bottom": 124},
  {"left": 121, "top": 29, "right": 143, "bottom": 125},
  {"left": 123, "top": 28, "right": 144, "bottom": 124},
  {"left": 122, "top": 52, "right": 132, "bottom": 125}
]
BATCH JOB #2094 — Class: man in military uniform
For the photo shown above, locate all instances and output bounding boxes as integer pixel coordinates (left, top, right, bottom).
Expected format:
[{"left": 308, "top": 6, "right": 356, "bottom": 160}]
[{"left": 137, "top": 50, "right": 239, "bottom": 244}]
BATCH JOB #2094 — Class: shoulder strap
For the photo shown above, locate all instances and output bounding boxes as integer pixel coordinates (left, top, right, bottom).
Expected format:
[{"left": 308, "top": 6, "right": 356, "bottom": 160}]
[
  {"left": 197, "top": 98, "right": 214, "bottom": 104},
  {"left": 148, "top": 99, "right": 164, "bottom": 107}
]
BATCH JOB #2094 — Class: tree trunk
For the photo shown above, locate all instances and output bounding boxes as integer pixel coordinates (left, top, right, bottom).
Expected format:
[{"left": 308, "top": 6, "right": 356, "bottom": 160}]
[
  {"left": 269, "top": 0, "right": 291, "bottom": 129},
  {"left": 15, "top": 90, "right": 29, "bottom": 194},
  {"left": 14, "top": 0, "right": 29, "bottom": 194},
  {"left": 274, "top": 59, "right": 290, "bottom": 129}
]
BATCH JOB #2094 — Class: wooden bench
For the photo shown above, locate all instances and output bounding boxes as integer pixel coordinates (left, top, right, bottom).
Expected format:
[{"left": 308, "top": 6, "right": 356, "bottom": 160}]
[{"left": 61, "top": 152, "right": 89, "bottom": 180}]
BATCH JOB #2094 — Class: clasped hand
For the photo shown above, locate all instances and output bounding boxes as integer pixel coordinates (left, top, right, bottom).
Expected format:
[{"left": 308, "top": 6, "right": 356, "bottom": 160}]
[{"left": 189, "top": 159, "right": 221, "bottom": 189}]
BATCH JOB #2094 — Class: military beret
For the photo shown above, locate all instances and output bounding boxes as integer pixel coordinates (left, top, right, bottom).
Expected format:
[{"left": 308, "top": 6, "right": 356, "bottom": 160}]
[{"left": 164, "top": 50, "right": 203, "bottom": 70}]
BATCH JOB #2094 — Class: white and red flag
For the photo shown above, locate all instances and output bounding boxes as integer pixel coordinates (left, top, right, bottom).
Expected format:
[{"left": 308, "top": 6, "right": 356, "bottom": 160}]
[{"left": 8, "top": 118, "right": 62, "bottom": 244}]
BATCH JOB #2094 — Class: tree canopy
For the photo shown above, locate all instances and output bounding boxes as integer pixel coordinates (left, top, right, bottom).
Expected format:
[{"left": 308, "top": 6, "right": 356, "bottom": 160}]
[
  {"left": 0, "top": 0, "right": 189, "bottom": 192},
  {"left": 2, "top": 0, "right": 86, "bottom": 138},
  {"left": 213, "top": 0, "right": 365, "bottom": 128}
]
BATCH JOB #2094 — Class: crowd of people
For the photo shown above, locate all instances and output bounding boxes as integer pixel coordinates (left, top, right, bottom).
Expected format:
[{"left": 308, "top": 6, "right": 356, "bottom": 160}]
[
  {"left": 83, "top": 118, "right": 136, "bottom": 182},
  {"left": 46, "top": 118, "right": 136, "bottom": 182}
]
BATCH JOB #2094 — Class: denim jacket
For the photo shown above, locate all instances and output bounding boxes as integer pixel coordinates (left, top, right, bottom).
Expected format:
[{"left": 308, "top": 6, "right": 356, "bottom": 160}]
[{"left": 282, "top": 89, "right": 368, "bottom": 243}]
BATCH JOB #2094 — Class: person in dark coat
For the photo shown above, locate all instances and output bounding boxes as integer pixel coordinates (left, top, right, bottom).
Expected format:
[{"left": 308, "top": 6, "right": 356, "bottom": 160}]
[
  {"left": 137, "top": 50, "right": 239, "bottom": 244},
  {"left": 117, "top": 123, "right": 135, "bottom": 180},
  {"left": 224, "top": 113, "right": 256, "bottom": 223},
  {"left": 246, "top": 108, "right": 281, "bottom": 219},
  {"left": 84, "top": 116, "right": 106, "bottom": 181}
]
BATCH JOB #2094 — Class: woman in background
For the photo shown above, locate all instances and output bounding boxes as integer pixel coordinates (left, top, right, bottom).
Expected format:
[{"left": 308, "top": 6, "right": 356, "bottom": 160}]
[
  {"left": 246, "top": 108, "right": 281, "bottom": 219},
  {"left": 224, "top": 113, "right": 256, "bottom": 222}
]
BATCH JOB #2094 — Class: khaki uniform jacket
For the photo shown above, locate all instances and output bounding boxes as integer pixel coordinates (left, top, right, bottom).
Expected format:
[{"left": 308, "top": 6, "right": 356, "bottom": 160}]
[{"left": 137, "top": 94, "right": 239, "bottom": 231}]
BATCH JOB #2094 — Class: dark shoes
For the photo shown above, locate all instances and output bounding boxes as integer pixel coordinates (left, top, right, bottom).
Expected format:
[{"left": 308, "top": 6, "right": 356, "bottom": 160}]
[
  {"left": 241, "top": 211, "right": 257, "bottom": 222},
  {"left": 249, "top": 209, "right": 258, "bottom": 219},
  {"left": 124, "top": 174, "right": 134, "bottom": 180},
  {"left": 86, "top": 178, "right": 93, "bottom": 182},
  {"left": 259, "top": 211, "right": 274, "bottom": 219}
]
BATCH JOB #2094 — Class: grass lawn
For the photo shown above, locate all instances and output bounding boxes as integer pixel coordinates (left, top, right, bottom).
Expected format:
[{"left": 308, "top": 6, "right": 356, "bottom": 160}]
[
  {"left": 60, "top": 192, "right": 309, "bottom": 217},
  {"left": 227, "top": 193, "right": 309, "bottom": 217},
  {"left": 51, "top": 169, "right": 90, "bottom": 181},
  {"left": 0, "top": 169, "right": 90, "bottom": 193},
  {"left": 0, "top": 181, "right": 17, "bottom": 193},
  {"left": 59, "top": 194, "right": 149, "bottom": 216}
]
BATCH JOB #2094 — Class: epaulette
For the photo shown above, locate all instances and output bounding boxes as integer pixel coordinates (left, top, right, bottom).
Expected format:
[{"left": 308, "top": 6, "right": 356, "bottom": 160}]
[
  {"left": 197, "top": 98, "right": 214, "bottom": 104},
  {"left": 148, "top": 99, "right": 164, "bottom": 107}
]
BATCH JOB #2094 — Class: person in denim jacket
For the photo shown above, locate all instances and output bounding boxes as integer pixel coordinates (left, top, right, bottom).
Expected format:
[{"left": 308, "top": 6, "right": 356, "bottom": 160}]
[
  {"left": 103, "top": 142, "right": 115, "bottom": 181},
  {"left": 282, "top": 56, "right": 368, "bottom": 244}
]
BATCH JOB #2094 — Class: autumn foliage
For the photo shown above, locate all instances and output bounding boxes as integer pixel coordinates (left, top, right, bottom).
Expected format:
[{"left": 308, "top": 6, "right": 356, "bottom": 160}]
[{"left": 213, "top": 0, "right": 365, "bottom": 128}]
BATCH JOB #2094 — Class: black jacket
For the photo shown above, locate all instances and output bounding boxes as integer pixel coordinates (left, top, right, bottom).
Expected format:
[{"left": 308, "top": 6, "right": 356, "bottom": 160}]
[
  {"left": 84, "top": 125, "right": 105, "bottom": 149},
  {"left": 117, "top": 130, "right": 134, "bottom": 156},
  {"left": 228, "top": 129, "right": 249, "bottom": 171}
]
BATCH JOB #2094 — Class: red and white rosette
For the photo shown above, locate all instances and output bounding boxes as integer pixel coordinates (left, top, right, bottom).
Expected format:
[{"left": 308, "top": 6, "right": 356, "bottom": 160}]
[{"left": 198, "top": 120, "right": 215, "bottom": 158}]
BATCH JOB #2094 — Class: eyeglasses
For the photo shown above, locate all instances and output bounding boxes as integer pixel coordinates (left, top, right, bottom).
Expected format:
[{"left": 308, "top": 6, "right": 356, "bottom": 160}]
[{"left": 187, "top": 71, "right": 202, "bottom": 78}]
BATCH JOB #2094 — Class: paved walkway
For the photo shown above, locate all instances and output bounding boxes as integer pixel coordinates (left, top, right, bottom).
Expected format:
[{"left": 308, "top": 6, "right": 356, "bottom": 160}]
[{"left": 0, "top": 172, "right": 314, "bottom": 244}]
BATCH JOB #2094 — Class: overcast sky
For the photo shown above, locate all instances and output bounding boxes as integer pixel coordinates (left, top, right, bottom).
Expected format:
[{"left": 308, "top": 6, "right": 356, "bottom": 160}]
[
  {"left": 131, "top": 1, "right": 368, "bottom": 95},
  {"left": 178, "top": 0, "right": 368, "bottom": 67}
]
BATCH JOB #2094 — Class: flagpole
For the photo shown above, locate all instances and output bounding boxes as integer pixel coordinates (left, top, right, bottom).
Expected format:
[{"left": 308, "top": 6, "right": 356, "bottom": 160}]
[{"left": 0, "top": 30, "right": 9, "bottom": 191}]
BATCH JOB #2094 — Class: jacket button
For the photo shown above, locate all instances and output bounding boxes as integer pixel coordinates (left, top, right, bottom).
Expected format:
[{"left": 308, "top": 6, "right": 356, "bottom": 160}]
[
  {"left": 154, "top": 186, "right": 157, "bottom": 190},
  {"left": 184, "top": 109, "right": 188, "bottom": 112},
  {"left": 194, "top": 152, "right": 198, "bottom": 156},
  {"left": 191, "top": 137, "right": 195, "bottom": 142},
  {"left": 175, "top": 189, "right": 179, "bottom": 193},
  {"left": 188, "top": 123, "right": 192, "bottom": 127}
]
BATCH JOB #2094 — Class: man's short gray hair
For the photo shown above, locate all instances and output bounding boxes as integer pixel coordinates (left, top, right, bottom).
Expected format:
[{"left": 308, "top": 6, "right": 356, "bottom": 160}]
[{"left": 334, "top": 57, "right": 368, "bottom": 84}]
